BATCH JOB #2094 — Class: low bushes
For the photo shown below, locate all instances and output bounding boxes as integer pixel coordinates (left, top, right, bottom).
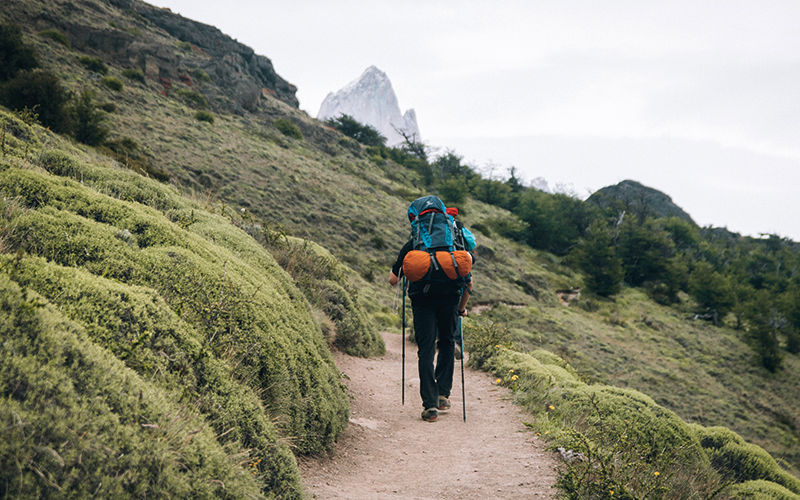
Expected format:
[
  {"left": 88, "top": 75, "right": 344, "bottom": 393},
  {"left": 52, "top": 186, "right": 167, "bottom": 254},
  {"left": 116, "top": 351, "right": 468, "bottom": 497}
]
[
  {"left": 0, "top": 274, "right": 264, "bottom": 499},
  {"left": 463, "top": 318, "right": 800, "bottom": 499},
  {"left": 0, "top": 137, "right": 374, "bottom": 497},
  {"left": 274, "top": 118, "right": 302, "bottom": 140},
  {"left": 194, "top": 110, "right": 214, "bottom": 124},
  {"left": 78, "top": 55, "right": 108, "bottom": 74},
  {"left": 38, "top": 29, "right": 70, "bottom": 49},
  {"left": 101, "top": 76, "right": 124, "bottom": 91}
]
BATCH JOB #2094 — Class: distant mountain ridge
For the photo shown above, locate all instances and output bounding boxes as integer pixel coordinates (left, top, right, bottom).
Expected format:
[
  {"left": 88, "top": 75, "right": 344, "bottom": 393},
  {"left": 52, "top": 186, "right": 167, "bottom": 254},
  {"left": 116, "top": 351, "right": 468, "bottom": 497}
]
[
  {"left": 588, "top": 180, "right": 696, "bottom": 224},
  {"left": 317, "top": 66, "right": 420, "bottom": 146}
]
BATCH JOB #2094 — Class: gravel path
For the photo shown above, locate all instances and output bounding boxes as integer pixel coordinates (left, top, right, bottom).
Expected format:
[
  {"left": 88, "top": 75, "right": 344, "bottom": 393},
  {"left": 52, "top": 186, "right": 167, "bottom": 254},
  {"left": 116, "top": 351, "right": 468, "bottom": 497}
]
[{"left": 298, "top": 331, "right": 558, "bottom": 499}]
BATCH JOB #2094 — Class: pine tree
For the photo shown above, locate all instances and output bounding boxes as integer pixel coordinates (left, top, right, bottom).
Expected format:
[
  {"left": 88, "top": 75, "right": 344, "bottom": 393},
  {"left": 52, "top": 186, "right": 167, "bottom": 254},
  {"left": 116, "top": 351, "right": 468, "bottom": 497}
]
[{"left": 573, "top": 223, "right": 624, "bottom": 297}]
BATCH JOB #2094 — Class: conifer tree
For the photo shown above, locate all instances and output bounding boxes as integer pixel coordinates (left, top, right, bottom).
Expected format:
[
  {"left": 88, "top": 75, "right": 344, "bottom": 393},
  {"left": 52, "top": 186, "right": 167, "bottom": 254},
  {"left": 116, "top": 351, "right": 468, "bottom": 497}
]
[{"left": 573, "top": 223, "right": 624, "bottom": 297}]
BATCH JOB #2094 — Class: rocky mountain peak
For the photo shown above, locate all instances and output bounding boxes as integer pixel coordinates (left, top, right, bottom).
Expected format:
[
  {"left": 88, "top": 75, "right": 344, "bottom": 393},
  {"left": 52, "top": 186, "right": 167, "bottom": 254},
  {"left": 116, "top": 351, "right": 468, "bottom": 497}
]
[{"left": 317, "top": 66, "right": 420, "bottom": 146}]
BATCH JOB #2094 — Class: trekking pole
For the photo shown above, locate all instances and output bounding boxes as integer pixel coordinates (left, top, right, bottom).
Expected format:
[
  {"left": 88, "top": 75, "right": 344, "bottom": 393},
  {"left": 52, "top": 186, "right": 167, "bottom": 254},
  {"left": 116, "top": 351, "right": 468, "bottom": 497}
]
[
  {"left": 402, "top": 276, "right": 407, "bottom": 405},
  {"left": 460, "top": 316, "right": 466, "bottom": 422}
]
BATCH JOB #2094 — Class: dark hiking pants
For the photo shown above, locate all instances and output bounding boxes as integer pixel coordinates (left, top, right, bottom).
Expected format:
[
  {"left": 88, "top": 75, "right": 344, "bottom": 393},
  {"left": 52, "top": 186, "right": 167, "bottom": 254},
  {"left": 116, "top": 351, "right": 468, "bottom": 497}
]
[{"left": 411, "top": 294, "right": 460, "bottom": 410}]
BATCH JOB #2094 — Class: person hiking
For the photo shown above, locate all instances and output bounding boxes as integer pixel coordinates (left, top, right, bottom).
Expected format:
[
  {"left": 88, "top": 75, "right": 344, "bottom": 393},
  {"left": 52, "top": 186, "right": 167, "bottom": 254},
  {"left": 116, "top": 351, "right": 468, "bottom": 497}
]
[{"left": 389, "top": 196, "right": 474, "bottom": 422}]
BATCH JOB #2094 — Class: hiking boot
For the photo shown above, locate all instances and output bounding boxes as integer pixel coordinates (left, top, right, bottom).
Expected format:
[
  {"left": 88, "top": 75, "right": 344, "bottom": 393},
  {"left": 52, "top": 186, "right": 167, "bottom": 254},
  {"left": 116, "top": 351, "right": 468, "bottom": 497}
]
[
  {"left": 438, "top": 396, "right": 451, "bottom": 412},
  {"left": 454, "top": 342, "right": 462, "bottom": 360},
  {"left": 421, "top": 408, "right": 438, "bottom": 422}
]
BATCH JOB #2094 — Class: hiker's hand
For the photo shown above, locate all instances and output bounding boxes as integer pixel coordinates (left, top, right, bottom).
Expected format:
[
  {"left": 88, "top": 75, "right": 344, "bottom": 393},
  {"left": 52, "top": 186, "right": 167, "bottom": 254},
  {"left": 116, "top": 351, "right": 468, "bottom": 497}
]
[
  {"left": 458, "top": 308, "right": 468, "bottom": 317},
  {"left": 389, "top": 271, "right": 399, "bottom": 286}
]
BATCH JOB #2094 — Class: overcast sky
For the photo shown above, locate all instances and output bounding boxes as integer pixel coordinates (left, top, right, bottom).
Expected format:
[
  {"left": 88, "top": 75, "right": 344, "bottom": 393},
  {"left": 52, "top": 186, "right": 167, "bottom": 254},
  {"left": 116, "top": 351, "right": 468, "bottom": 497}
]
[{"left": 152, "top": 0, "right": 800, "bottom": 241}]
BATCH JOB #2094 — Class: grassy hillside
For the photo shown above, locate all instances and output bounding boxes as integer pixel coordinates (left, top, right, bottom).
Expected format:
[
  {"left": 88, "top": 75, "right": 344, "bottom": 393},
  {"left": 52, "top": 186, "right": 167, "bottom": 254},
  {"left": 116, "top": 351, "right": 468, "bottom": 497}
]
[
  {"left": 463, "top": 319, "right": 800, "bottom": 499},
  {"left": 2, "top": 0, "right": 799, "bottom": 497},
  {"left": 0, "top": 110, "right": 364, "bottom": 498},
  {"left": 479, "top": 289, "right": 800, "bottom": 473}
]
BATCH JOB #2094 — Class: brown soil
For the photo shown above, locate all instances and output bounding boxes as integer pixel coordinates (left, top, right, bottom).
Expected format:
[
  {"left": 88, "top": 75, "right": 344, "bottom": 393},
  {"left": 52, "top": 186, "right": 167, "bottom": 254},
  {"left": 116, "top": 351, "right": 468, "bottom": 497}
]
[{"left": 298, "top": 331, "right": 559, "bottom": 499}]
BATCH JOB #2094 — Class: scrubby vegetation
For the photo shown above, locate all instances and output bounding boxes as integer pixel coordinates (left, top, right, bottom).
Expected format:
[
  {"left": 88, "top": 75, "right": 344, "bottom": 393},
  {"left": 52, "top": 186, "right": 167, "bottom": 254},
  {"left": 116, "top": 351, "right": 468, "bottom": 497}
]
[
  {"left": 38, "top": 29, "right": 70, "bottom": 49},
  {"left": 274, "top": 118, "right": 303, "bottom": 140},
  {"left": 1, "top": 2, "right": 798, "bottom": 497},
  {"left": 101, "top": 75, "right": 124, "bottom": 91},
  {"left": 0, "top": 111, "right": 368, "bottom": 498},
  {"left": 464, "top": 319, "right": 800, "bottom": 499},
  {"left": 194, "top": 110, "right": 214, "bottom": 124}
]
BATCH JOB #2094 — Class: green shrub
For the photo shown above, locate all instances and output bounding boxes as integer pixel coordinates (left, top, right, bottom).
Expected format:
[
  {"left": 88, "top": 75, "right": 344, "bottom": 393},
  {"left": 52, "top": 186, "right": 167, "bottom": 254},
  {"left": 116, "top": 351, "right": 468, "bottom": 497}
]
[
  {"left": 463, "top": 318, "right": 515, "bottom": 370},
  {"left": 78, "top": 55, "right": 108, "bottom": 74},
  {"left": 38, "top": 29, "right": 71, "bottom": 49},
  {"left": 100, "top": 136, "right": 170, "bottom": 182},
  {"left": 466, "top": 318, "right": 800, "bottom": 499},
  {"left": 101, "top": 75, "right": 124, "bottom": 91},
  {"left": 486, "top": 215, "right": 528, "bottom": 242},
  {"left": 0, "top": 109, "right": 42, "bottom": 158},
  {"left": 0, "top": 162, "right": 350, "bottom": 458},
  {"left": 694, "top": 426, "right": 800, "bottom": 494},
  {"left": 190, "top": 68, "right": 212, "bottom": 83},
  {"left": 325, "top": 114, "right": 386, "bottom": 146},
  {"left": 438, "top": 176, "right": 468, "bottom": 205},
  {"left": 260, "top": 236, "right": 383, "bottom": 357},
  {"left": 274, "top": 118, "right": 303, "bottom": 140},
  {"left": 6, "top": 256, "right": 303, "bottom": 497},
  {"left": 100, "top": 102, "right": 116, "bottom": 113},
  {"left": 121, "top": 68, "right": 144, "bottom": 82},
  {"left": 0, "top": 274, "right": 264, "bottom": 499},
  {"left": 176, "top": 40, "right": 193, "bottom": 52},
  {"left": 71, "top": 88, "right": 108, "bottom": 146},
  {"left": 471, "top": 222, "right": 491, "bottom": 236},
  {"left": 194, "top": 110, "right": 214, "bottom": 124},
  {"left": 730, "top": 480, "right": 800, "bottom": 500},
  {"left": 175, "top": 88, "right": 208, "bottom": 109},
  {"left": 0, "top": 23, "right": 39, "bottom": 81},
  {"left": 0, "top": 69, "right": 71, "bottom": 133}
]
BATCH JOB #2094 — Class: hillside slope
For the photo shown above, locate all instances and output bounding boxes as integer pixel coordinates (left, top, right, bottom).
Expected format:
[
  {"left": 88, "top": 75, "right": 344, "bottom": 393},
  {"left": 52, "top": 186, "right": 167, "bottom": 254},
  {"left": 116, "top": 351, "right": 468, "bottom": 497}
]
[
  {"left": 0, "top": 112, "right": 355, "bottom": 498},
  {"left": 2, "top": 0, "right": 799, "bottom": 496}
]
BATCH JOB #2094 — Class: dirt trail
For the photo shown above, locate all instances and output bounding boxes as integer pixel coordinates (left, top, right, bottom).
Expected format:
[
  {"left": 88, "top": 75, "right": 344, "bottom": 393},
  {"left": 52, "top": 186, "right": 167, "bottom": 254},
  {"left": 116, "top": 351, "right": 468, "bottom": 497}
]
[{"left": 298, "top": 331, "right": 558, "bottom": 499}]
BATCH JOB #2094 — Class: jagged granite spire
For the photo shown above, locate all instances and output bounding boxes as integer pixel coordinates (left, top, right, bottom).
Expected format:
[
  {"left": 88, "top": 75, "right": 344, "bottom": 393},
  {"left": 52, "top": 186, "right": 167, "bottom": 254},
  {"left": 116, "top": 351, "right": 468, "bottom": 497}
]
[{"left": 318, "top": 66, "right": 421, "bottom": 146}]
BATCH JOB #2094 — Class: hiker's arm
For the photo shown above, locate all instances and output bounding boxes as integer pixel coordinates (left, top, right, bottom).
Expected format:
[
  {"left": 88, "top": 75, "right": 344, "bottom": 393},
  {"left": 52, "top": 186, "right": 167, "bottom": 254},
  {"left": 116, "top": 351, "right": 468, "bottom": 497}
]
[
  {"left": 389, "top": 240, "right": 412, "bottom": 287},
  {"left": 458, "top": 278, "right": 472, "bottom": 316}
]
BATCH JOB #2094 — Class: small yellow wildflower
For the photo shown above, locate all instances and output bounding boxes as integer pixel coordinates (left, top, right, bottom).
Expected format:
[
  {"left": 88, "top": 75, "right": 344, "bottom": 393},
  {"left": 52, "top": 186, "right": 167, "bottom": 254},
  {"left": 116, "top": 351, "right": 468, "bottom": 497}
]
[
  {"left": 511, "top": 375, "right": 518, "bottom": 381},
  {"left": 544, "top": 430, "right": 549, "bottom": 434},
  {"left": 509, "top": 369, "right": 514, "bottom": 373},
  {"left": 495, "top": 344, "right": 500, "bottom": 348},
  {"left": 654, "top": 471, "right": 660, "bottom": 476},
  {"left": 548, "top": 405, "right": 555, "bottom": 410},
  {"left": 610, "top": 490, "right": 614, "bottom": 496}
]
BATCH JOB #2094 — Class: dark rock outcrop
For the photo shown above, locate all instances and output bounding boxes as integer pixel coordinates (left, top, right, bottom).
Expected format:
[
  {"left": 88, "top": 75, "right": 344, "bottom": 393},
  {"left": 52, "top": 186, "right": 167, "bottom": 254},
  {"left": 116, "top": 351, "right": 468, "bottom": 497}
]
[{"left": 19, "top": 0, "right": 298, "bottom": 112}]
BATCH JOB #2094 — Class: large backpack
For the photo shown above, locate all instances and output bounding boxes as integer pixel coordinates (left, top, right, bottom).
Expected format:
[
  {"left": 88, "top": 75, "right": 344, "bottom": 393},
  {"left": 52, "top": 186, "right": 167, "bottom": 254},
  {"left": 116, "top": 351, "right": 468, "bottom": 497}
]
[{"left": 402, "top": 196, "right": 472, "bottom": 283}]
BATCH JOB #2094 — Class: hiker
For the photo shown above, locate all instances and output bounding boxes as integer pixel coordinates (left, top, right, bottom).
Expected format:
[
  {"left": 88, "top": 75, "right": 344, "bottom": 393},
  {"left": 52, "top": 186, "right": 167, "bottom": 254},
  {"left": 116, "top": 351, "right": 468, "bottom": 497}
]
[{"left": 389, "top": 196, "right": 474, "bottom": 422}]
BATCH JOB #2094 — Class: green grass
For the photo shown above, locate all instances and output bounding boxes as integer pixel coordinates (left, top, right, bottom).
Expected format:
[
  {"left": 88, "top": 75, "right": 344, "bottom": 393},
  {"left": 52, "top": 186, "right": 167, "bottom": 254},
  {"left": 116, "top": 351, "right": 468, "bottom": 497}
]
[
  {"left": 464, "top": 318, "right": 800, "bottom": 499},
  {"left": 478, "top": 289, "right": 800, "bottom": 474},
  {"left": 0, "top": 113, "right": 373, "bottom": 497},
  {"left": 3, "top": 0, "right": 800, "bottom": 496},
  {"left": 0, "top": 274, "right": 264, "bottom": 498}
]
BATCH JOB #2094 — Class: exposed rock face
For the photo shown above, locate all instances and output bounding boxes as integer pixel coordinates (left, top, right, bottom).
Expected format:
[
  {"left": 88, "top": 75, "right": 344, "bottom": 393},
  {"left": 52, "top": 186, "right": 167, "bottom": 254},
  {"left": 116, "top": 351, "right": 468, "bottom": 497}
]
[
  {"left": 20, "top": 0, "right": 298, "bottom": 112},
  {"left": 588, "top": 180, "right": 696, "bottom": 225},
  {"left": 318, "top": 66, "right": 420, "bottom": 146}
]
